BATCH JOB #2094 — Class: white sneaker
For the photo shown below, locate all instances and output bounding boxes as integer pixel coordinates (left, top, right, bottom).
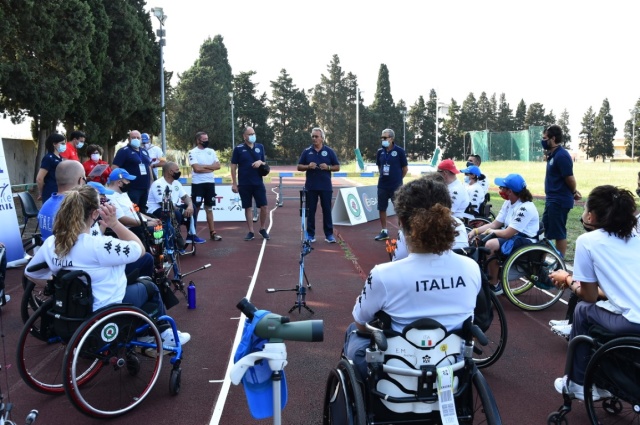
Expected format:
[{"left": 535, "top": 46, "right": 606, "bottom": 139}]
[
  {"left": 554, "top": 377, "right": 612, "bottom": 401},
  {"left": 160, "top": 328, "right": 191, "bottom": 347},
  {"left": 549, "top": 319, "right": 569, "bottom": 327},
  {"left": 551, "top": 324, "right": 572, "bottom": 339}
]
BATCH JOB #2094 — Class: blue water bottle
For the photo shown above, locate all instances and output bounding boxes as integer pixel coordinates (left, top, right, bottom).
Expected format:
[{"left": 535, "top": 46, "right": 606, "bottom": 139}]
[{"left": 187, "top": 281, "right": 196, "bottom": 309}]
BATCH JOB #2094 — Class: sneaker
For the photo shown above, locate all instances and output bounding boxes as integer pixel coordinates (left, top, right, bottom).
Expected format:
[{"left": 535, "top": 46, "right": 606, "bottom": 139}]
[
  {"left": 490, "top": 282, "right": 503, "bottom": 295},
  {"left": 307, "top": 236, "right": 316, "bottom": 243},
  {"left": 160, "top": 328, "right": 191, "bottom": 348},
  {"left": 259, "top": 229, "right": 270, "bottom": 240},
  {"left": 552, "top": 324, "right": 572, "bottom": 339},
  {"left": 210, "top": 232, "right": 222, "bottom": 241},
  {"left": 549, "top": 319, "right": 569, "bottom": 327},
  {"left": 325, "top": 235, "right": 337, "bottom": 243},
  {"left": 0, "top": 294, "right": 10, "bottom": 306},
  {"left": 244, "top": 232, "right": 255, "bottom": 241},
  {"left": 178, "top": 249, "right": 187, "bottom": 255},
  {"left": 186, "top": 235, "right": 206, "bottom": 244},
  {"left": 374, "top": 230, "right": 389, "bottom": 241},
  {"left": 554, "top": 377, "right": 612, "bottom": 401}
]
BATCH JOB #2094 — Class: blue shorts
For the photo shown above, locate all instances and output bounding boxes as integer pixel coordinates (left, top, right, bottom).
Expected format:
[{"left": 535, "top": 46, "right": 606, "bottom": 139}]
[
  {"left": 377, "top": 186, "right": 399, "bottom": 211},
  {"left": 238, "top": 184, "right": 267, "bottom": 209},
  {"left": 542, "top": 202, "right": 570, "bottom": 240}
]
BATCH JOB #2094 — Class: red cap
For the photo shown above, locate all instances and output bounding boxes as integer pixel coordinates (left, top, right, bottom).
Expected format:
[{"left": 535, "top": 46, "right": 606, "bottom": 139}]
[{"left": 437, "top": 159, "right": 460, "bottom": 174}]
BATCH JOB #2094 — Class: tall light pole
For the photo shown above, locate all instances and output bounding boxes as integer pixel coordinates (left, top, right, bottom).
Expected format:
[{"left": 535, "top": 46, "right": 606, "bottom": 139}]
[
  {"left": 435, "top": 101, "right": 449, "bottom": 150},
  {"left": 401, "top": 109, "right": 407, "bottom": 151},
  {"left": 631, "top": 108, "right": 638, "bottom": 161},
  {"left": 151, "top": 7, "right": 167, "bottom": 154},
  {"left": 229, "top": 92, "right": 235, "bottom": 152}
]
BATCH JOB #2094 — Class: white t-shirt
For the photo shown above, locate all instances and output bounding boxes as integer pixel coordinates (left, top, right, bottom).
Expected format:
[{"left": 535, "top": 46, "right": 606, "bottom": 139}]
[
  {"left": 353, "top": 251, "right": 481, "bottom": 333},
  {"left": 146, "top": 145, "right": 164, "bottom": 178},
  {"left": 478, "top": 175, "right": 489, "bottom": 194},
  {"left": 495, "top": 199, "right": 539, "bottom": 238},
  {"left": 25, "top": 233, "right": 142, "bottom": 311},
  {"left": 465, "top": 183, "right": 486, "bottom": 214},
  {"left": 188, "top": 146, "right": 219, "bottom": 184},
  {"left": 147, "top": 177, "right": 187, "bottom": 213},
  {"left": 393, "top": 218, "right": 468, "bottom": 262},
  {"left": 105, "top": 191, "right": 138, "bottom": 222},
  {"left": 572, "top": 229, "right": 640, "bottom": 324},
  {"left": 448, "top": 179, "right": 470, "bottom": 218}
]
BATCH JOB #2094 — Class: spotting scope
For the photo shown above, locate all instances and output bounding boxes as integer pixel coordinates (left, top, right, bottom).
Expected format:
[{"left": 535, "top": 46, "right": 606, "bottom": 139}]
[{"left": 236, "top": 298, "right": 323, "bottom": 342}]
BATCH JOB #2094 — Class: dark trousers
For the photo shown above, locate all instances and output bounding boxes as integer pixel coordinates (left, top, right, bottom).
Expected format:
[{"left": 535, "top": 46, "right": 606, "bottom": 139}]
[
  {"left": 306, "top": 190, "right": 333, "bottom": 238},
  {"left": 127, "top": 188, "right": 149, "bottom": 214}
]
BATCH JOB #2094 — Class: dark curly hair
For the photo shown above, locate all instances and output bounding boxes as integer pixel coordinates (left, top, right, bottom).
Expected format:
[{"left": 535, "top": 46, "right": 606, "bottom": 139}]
[
  {"left": 394, "top": 177, "right": 457, "bottom": 254},
  {"left": 586, "top": 185, "right": 637, "bottom": 239}
]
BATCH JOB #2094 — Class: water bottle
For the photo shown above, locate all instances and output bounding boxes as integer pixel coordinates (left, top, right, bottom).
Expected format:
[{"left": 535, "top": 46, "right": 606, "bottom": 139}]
[{"left": 187, "top": 281, "right": 196, "bottom": 309}]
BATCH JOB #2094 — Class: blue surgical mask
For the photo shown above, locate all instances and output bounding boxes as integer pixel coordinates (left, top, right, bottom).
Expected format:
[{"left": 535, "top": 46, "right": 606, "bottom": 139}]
[
  {"left": 381, "top": 141, "right": 390, "bottom": 148},
  {"left": 540, "top": 139, "right": 550, "bottom": 150},
  {"left": 464, "top": 176, "right": 470, "bottom": 184},
  {"left": 77, "top": 142, "right": 84, "bottom": 149},
  {"left": 130, "top": 138, "right": 141, "bottom": 148},
  {"left": 91, "top": 153, "right": 100, "bottom": 161},
  {"left": 248, "top": 135, "right": 256, "bottom": 143},
  {"left": 57, "top": 143, "right": 67, "bottom": 153}
]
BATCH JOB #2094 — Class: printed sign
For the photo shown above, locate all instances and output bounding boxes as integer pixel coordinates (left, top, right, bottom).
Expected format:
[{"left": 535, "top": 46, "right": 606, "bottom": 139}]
[
  {"left": 0, "top": 139, "right": 26, "bottom": 263},
  {"left": 182, "top": 185, "right": 246, "bottom": 222}
]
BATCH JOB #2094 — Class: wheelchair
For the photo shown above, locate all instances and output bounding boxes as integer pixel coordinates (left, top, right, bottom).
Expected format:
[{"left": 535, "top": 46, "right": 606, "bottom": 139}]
[
  {"left": 323, "top": 317, "right": 502, "bottom": 424},
  {"left": 16, "top": 267, "right": 185, "bottom": 419},
  {"left": 464, "top": 193, "right": 494, "bottom": 232},
  {"left": 472, "top": 228, "right": 566, "bottom": 311},
  {"left": 547, "top": 326, "right": 640, "bottom": 425}
]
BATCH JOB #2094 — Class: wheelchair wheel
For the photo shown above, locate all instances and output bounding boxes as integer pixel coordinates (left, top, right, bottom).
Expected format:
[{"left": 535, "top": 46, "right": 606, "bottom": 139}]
[
  {"left": 169, "top": 367, "right": 182, "bottom": 395},
  {"left": 584, "top": 336, "right": 640, "bottom": 425},
  {"left": 461, "top": 369, "right": 502, "bottom": 425},
  {"left": 501, "top": 244, "right": 565, "bottom": 311},
  {"left": 468, "top": 217, "right": 492, "bottom": 230},
  {"left": 63, "top": 306, "right": 163, "bottom": 418},
  {"left": 473, "top": 291, "right": 508, "bottom": 369},
  {"left": 323, "top": 358, "right": 366, "bottom": 425},
  {"left": 21, "top": 276, "right": 50, "bottom": 324}
]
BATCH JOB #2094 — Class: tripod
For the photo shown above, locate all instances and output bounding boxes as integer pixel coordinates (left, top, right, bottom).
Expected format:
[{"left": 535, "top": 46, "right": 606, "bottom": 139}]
[{"left": 266, "top": 189, "right": 314, "bottom": 314}]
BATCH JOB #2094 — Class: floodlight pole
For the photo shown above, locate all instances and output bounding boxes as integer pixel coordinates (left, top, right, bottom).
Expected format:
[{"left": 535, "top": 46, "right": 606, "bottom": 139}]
[
  {"left": 151, "top": 7, "right": 167, "bottom": 155},
  {"left": 356, "top": 86, "right": 360, "bottom": 151},
  {"left": 631, "top": 108, "right": 638, "bottom": 161},
  {"left": 229, "top": 92, "right": 235, "bottom": 152},
  {"left": 401, "top": 109, "right": 407, "bottom": 151}
]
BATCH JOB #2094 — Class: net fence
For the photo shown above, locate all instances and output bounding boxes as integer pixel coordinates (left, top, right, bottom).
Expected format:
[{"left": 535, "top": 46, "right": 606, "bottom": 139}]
[{"left": 470, "top": 126, "right": 545, "bottom": 162}]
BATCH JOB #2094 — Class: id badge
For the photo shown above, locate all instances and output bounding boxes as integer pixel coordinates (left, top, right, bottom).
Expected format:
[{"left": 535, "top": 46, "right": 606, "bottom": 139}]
[
  {"left": 382, "top": 164, "right": 390, "bottom": 176},
  {"left": 139, "top": 163, "right": 147, "bottom": 175}
]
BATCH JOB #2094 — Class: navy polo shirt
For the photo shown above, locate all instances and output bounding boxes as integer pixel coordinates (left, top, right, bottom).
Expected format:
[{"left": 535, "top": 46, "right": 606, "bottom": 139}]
[
  {"left": 231, "top": 142, "right": 266, "bottom": 186},
  {"left": 298, "top": 145, "right": 340, "bottom": 191},
  {"left": 112, "top": 145, "right": 151, "bottom": 190},
  {"left": 544, "top": 145, "right": 574, "bottom": 209},
  {"left": 376, "top": 144, "right": 408, "bottom": 190},
  {"left": 40, "top": 153, "right": 63, "bottom": 202}
]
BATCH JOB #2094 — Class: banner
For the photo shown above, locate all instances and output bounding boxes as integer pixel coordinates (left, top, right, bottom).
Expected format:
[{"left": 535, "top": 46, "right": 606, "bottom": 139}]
[
  {"left": 182, "top": 185, "right": 246, "bottom": 222},
  {"left": 0, "top": 139, "right": 26, "bottom": 263},
  {"left": 332, "top": 185, "right": 395, "bottom": 226}
]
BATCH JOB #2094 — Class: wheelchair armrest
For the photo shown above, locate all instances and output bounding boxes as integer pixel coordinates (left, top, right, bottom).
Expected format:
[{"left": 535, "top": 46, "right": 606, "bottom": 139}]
[
  {"left": 26, "top": 261, "right": 49, "bottom": 273},
  {"left": 382, "top": 359, "right": 465, "bottom": 378}
]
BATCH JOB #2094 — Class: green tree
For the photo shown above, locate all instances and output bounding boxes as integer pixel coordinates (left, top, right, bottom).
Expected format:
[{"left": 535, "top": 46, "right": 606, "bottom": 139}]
[
  {"left": 579, "top": 107, "right": 596, "bottom": 159},
  {"left": 459, "top": 93, "right": 478, "bottom": 132},
  {"left": 269, "top": 69, "right": 316, "bottom": 162},
  {"left": 623, "top": 99, "right": 640, "bottom": 160},
  {"left": 557, "top": 109, "right": 572, "bottom": 148},
  {"left": 233, "top": 71, "right": 273, "bottom": 158},
  {"left": 441, "top": 98, "right": 464, "bottom": 159},
  {"left": 591, "top": 99, "right": 616, "bottom": 162},
  {"left": 524, "top": 102, "right": 547, "bottom": 128},
  {"left": 477, "top": 92, "right": 494, "bottom": 130},
  {"left": 496, "top": 93, "right": 513, "bottom": 131},
  {"left": 169, "top": 35, "right": 233, "bottom": 152},
  {"left": 370, "top": 64, "right": 402, "bottom": 139},
  {"left": 514, "top": 99, "right": 527, "bottom": 130},
  {"left": 406, "top": 96, "right": 429, "bottom": 160}
]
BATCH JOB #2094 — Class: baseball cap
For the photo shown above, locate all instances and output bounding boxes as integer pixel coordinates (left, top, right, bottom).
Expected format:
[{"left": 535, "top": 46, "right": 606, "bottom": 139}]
[
  {"left": 87, "top": 181, "right": 114, "bottom": 195},
  {"left": 141, "top": 133, "right": 150, "bottom": 143},
  {"left": 437, "top": 159, "right": 460, "bottom": 174},
  {"left": 108, "top": 169, "right": 137, "bottom": 183},
  {"left": 460, "top": 165, "right": 481, "bottom": 176},
  {"left": 494, "top": 174, "right": 527, "bottom": 192}
]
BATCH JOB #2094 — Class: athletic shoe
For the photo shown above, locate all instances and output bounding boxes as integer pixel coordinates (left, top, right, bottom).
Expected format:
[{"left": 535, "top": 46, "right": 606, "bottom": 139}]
[
  {"left": 0, "top": 294, "right": 10, "bottom": 306},
  {"left": 551, "top": 324, "right": 572, "bottom": 339},
  {"left": 186, "top": 235, "right": 206, "bottom": 244},
  {"left": 490, "top": 282, "right": 503, "bottom": 295},
  {"left": 549, "top": 319, "right": 569, "bottom": 327},
  {"left": 307, "top": 236, "right": 316, "bottom": 243},
  {"left": 178, "top": 249, "right": 187, "bottom": 255},
  {"left": 374, "top": 230, "right": 389, "bottom": 241},
  {"left": 554, "top": 377, "right": 612, "bottom": 401},
  {"left": 325, "top": 235, "right": 337, "bottom": 243},
  {"left": 259, "top": 229, "right": 270, "bottom": 240},
  {"left": 160, "top": 328, "right": 191, "bottom": 347},
  {"left": 244, "top": 232, "right": 255, "bottom": 241},
  {"left": 210, "top": 232, "right": 222, "bottom": 241}
]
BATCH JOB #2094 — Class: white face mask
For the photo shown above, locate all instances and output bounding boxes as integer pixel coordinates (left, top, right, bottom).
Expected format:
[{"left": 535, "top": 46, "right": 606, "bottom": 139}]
[
  {"left": 91, "top": 153, "right": 100, "bottom": 162},
  {"left": 77, "top": 141, "right": 84, "bottom": 149}
]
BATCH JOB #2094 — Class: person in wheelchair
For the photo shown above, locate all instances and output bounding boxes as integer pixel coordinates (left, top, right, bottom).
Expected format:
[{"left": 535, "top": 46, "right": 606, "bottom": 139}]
[
  {"left": 460, "top": 165, "right": 486, "bottom": 215},
  {"left": 24, "top": 185, "right": 190, "bottom": 347},
  {"left": 467, "top": 173, "right": 539, "bottom": 295},
  {"left": 549, "top": 185, "right": 640, "bottom": 401},
  {"left": 345, "top": 177, "right": 482, "bottom": 378}
]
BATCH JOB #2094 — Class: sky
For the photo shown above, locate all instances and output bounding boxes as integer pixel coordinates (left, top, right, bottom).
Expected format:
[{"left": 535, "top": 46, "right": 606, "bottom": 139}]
[{"left": 143, "top": 0, "right": 639, "bottom": 147}]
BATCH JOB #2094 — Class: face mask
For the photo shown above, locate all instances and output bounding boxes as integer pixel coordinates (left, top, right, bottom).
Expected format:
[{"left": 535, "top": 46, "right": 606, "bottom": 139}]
[
  {"left": 201, "top": 141, "right": 209, "bottom": 148},
  {"left": 636, "top": 188, "right": 640, "bottom": 197},
  {"left": 120, "top": 182, "right": 131, "bottom": 193},
  {"left": 499, "top": 189, "right": 510, "bottom": 200},
  {"left": 248, "top": 135, "right": 256, "bottom": 143},
  {"left": 580, "top": 217, "right": 595, "bottom": 232},
  {"left": 466, "top": 161, "right": 474, "bottom": 167},
  {"left": 91, "top": 153, "right": 100, "bottom": 162},
  {"left": 540, "top": 139, "right": 550, "bottom": 150},
  {"left": 142, "top": 142, "right": 150, "bottom": 149},
  {"left": 381, "top": 141, "right": 390, "bottom": 148},
  {"left": 77, "top": 142, "right": 84, "bottom": 149},
  {"left": 172, "top": 171, "right": 181, "bottom": 180},
  {"left": 130, "top": 139, "right": 141, "bottom": 148},
  {"left": 464, "top": 176, "right": 470, "bottom": 184},
  {"left": 57, "top": 143, "right": 67, "bottom": 153}
]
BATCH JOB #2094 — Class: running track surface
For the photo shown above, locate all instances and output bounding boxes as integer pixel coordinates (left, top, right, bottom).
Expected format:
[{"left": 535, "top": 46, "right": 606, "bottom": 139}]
[{"left": 1, "top": 169, "right": 592, "bottom": 424}]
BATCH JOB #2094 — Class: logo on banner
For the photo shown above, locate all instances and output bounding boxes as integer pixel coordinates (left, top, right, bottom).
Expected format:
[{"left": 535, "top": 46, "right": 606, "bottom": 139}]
[
  {"left": 0, "top": 183, "right": 13, "bottom": 211},
  {"left": 361, "top": 192, "right": 377, "bottom": 213},
  {"left": 347, "top": 194, "right": 361, "bottom": 218}
]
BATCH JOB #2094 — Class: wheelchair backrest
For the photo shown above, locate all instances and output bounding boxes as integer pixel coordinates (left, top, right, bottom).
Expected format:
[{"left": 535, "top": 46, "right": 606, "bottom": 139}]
[
  {"left": 50, "top": 269, "right": 93, "bottom": 341},
  {"left": 375, "top": 318, "right": 464, "bottom": 414}
]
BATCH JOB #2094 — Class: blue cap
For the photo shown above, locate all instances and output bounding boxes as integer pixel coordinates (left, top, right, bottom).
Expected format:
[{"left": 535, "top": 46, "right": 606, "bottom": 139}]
[
  {"left": 495, "top": 174, "right": 526, "bottom": 192},
  {"left": 460, "top": 165, "right": 481, "bottom": 176},
  {"left": 87, "top": 181, "right": 114, "bottom": 195},
  {"left": 141, "top": 133, "right": 150, "bottom": 143},
  {"left": 107, "top": 169, "right": 137, "bottom": 183}
]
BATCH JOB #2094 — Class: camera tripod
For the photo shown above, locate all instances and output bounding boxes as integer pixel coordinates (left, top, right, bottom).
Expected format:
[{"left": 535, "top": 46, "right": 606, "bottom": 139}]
[{"left": 266, "top": 189, "right": 314, "bottom": 314}]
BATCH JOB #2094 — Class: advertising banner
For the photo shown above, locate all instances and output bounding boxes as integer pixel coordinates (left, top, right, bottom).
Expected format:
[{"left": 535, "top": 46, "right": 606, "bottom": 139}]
[
  {"left": 0, "top": 139, "right": 26, "bottom": 263},
  {"left": 182, "top": 185, "right": 245, "bottom": 222},
  {"left": 332, "top": 185, "right": 395, "bottom": 226}
]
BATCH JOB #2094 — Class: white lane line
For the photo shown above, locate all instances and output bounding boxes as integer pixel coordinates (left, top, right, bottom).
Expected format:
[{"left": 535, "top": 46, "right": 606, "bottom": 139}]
[{"left": 209, "top": 203, "right": 279, "bottom": 425}]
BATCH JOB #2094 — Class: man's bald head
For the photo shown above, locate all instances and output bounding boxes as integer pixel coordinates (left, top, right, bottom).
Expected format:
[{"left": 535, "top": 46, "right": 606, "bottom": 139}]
[{"left": 56, "top": 160, "right": 86, "bottom": 192}]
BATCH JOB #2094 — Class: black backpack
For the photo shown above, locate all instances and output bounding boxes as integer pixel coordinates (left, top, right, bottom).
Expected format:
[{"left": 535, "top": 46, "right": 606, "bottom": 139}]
[{"left": 50, "top": 269, "right": 93, "bottom": 340}]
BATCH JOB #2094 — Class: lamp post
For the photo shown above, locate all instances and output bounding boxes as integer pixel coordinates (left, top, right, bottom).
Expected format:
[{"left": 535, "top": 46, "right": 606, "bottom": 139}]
[
  {"left": 631, "top": 108, "right": 638, "bottom": 161},
  {"left": 401, "top": 109, "right": 408, "bottom": 151},
  {"left": 229, "top": 92, "right": 235, "bottom": 152},
  {"left": 151, "top": 7, "right": 167, "bottom": 155},
  {"left": 435, "top": 101, "right": 449, "bottom": 149}
]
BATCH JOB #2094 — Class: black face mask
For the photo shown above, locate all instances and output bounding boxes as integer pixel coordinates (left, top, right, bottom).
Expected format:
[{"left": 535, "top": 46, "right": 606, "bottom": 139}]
[
  {"left": 172, "top": 171, "right": 181, "bottom": 180},
  {"left": 120, "top": 182, "right": 131, "bottom": 193},
  {"left": 200, "top": 141, "right": 209, "bottom": 149},
  {"left": 580, "top": 217, "right": 596, "bottom": 232},
  {"left": 466, "top": 161, "right": 474, "bottom": 167}
]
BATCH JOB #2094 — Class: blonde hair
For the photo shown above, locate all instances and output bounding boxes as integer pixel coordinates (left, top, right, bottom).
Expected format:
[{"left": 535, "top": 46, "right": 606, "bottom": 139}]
[{"left": 53, "top": 185, "right": 99, "bottom": 257}]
